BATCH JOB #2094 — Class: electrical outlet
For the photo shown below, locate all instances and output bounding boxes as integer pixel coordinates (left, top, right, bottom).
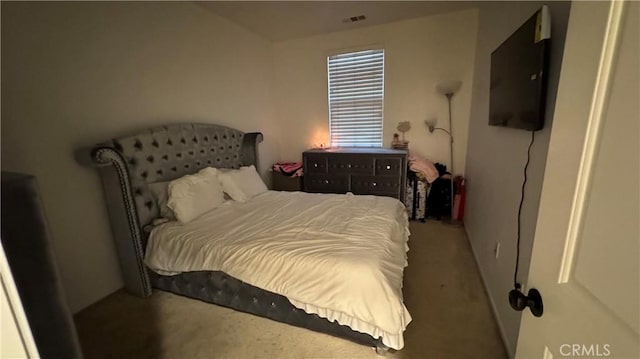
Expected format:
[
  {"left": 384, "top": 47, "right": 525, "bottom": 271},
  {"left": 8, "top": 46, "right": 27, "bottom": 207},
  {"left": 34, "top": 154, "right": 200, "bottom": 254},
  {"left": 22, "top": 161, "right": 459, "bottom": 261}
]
[{"left": 494, "top": 241, "right": 501, "bottom": 259}]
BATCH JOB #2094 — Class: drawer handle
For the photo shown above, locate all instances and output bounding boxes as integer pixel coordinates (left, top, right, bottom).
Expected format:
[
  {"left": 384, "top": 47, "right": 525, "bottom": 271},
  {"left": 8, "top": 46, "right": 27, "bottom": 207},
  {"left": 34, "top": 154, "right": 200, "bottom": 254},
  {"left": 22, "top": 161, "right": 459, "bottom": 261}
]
[
  {"left": 372, "top": 182, "right": 377, "bottom": 187},
  {"left": 348, "top": 164, "right": 352, "bottom": 168},
  {"left": 314, "top": 163, "right": 318, "bottom": 168},
  {"left": 324, "top": 180, "right": 329, "bottom": 184},
  {"left": 386, "top": 165, "right": 391, "bottom": 170}
]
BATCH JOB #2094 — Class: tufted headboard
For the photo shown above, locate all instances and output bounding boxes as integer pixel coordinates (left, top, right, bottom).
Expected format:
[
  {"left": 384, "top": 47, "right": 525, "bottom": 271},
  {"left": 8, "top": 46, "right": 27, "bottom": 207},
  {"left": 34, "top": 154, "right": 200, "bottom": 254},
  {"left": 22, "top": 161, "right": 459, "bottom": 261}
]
[{"left": 77, "top": 123, "right": 263, "bottom": 297}]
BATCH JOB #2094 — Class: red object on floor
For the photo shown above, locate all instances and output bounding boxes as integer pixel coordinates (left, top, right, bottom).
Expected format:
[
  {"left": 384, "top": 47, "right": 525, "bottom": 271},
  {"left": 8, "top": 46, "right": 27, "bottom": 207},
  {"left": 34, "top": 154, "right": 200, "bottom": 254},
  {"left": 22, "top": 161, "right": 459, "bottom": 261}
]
[{"left": 453, "top": 176, "right": 466, "bottom": 221}]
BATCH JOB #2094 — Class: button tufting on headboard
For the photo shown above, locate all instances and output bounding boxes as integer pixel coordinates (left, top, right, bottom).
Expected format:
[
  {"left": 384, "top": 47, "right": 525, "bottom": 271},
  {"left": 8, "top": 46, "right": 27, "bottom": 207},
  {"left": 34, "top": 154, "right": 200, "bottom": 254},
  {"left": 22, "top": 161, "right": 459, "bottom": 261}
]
[
  {"left": 75, "top": 123, "right": 263, "bottom": 298},
  {"left": 86, "top": 123, "right": 262, "bottom": 231}
]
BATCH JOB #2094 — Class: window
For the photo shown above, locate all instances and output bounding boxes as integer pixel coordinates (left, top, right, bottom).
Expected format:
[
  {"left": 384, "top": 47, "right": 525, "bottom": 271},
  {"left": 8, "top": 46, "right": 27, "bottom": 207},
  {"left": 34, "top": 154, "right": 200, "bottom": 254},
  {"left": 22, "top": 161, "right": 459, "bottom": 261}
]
[{"left": 328, "top": 49, "right": 384, "bottom": 147}]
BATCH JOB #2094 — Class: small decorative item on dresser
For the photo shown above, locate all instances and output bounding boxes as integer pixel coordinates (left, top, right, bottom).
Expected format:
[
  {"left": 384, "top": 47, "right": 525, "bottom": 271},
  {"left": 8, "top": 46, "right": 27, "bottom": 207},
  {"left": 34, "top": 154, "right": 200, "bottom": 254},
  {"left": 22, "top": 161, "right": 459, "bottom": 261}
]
[
  {"left": 391, "top": 133, "right": 401, "bottom": 148},
  {"left": 392, "top": 141, "right": 408, "bottom": 150},
  {"left": 392, "top": 122, "right": 411, "bottom": 150}
]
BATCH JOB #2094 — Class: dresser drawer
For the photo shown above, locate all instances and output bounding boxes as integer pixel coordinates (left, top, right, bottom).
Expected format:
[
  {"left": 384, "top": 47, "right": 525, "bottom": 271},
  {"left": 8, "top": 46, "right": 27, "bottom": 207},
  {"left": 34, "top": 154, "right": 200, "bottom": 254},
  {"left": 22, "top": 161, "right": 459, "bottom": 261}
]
[
  {"left": 351, "top": 175, "right": 401, "bottom": 196},
  {"left": 304, "top": 174, "right": 349, "bottom": 193},
  {"left": 328, "top": 156, "right": 374, "bottom": 174},
  {"left": 374, "top": 157, "right": 403, "bottom": 176},
  {"left": 305, "top": 155, "right": 328, "bottom": 174}
]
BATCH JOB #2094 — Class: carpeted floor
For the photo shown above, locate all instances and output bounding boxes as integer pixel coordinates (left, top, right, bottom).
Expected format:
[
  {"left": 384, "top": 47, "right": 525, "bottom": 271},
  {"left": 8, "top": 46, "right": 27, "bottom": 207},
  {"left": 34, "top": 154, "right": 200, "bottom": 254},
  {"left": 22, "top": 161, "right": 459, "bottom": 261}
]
[{"left": 74, "top": 220, "right": 507, "bottom": 359}]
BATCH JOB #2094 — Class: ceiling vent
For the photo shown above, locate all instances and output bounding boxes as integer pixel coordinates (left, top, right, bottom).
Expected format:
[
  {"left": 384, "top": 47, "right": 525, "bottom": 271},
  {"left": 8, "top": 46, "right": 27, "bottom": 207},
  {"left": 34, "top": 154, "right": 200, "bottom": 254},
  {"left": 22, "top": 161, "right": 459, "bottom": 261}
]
[{"left": 342, "top": 15, "right": 366, "bottom": 24}]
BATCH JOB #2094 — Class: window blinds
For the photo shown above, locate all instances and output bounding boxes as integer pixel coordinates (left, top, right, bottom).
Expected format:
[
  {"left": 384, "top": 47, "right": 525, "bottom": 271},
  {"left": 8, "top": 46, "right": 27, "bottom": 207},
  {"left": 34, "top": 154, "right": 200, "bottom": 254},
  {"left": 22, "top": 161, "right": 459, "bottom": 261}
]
[{"left": 328, "top": 49, "right": 384, "bottom": 147}]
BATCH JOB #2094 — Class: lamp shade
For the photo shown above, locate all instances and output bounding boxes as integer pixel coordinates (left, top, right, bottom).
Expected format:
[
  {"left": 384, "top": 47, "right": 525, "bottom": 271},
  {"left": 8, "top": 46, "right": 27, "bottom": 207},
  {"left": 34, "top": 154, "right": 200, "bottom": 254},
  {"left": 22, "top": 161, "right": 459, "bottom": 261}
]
[{"left": 436, "top": 80, "right": 462, "bottom": 96}]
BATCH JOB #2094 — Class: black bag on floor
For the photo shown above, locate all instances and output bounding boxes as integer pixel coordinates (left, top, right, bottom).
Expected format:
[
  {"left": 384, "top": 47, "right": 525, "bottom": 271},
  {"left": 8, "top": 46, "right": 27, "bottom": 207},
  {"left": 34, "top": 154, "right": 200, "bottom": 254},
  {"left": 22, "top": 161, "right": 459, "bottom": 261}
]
[{"left": 426, "top": 177, "right": 452, "bottom": 219}]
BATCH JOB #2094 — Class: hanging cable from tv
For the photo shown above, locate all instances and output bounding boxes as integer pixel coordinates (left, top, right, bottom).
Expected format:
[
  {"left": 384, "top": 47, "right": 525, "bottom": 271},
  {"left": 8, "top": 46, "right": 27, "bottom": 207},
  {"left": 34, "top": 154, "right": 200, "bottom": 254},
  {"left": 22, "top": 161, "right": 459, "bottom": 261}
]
[{"left": 508, "top": 131, "right": 543, "bottom": 317}]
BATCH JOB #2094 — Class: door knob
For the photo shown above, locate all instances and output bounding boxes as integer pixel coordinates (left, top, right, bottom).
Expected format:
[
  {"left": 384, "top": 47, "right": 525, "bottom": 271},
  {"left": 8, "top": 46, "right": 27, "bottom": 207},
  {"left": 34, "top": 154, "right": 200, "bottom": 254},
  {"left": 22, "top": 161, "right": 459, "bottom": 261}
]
[{"left": 509, "top": 287, "right": 543, "bottom": 317}]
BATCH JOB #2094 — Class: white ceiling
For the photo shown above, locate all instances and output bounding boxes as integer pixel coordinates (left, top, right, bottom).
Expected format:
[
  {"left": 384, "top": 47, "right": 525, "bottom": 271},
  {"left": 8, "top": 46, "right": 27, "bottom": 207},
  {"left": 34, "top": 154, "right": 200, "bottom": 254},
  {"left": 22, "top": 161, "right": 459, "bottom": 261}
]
[{"left": 198, "top": 1, "right": 478, "bottom": 42}]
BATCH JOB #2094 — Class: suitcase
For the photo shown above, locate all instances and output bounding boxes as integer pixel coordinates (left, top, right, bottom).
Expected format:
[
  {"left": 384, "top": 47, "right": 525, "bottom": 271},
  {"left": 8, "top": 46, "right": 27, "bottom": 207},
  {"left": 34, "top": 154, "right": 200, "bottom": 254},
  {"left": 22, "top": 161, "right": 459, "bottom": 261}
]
[{"left": 405, "top": 170, "right": 429, "bottom": 221}]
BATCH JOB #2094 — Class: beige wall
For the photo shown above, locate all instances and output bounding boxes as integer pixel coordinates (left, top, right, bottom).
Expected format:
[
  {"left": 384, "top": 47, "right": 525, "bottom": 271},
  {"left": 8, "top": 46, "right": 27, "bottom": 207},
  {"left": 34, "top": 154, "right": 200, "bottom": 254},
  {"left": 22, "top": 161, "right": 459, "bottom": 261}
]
[
  {"left": 1, "top": 1, "right": 278, "bottom": 312},
  {"left": 272, "top": 9, "right": 478, "bottom": 174},
  {"left": 463, "top": 2, "right": 571, "bottom": 356}
]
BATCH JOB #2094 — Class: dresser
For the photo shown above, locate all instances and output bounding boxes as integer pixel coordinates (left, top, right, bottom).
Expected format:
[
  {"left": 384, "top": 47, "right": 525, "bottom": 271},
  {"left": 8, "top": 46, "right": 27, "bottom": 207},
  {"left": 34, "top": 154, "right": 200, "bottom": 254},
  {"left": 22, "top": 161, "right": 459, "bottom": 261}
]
[{"left": 303, "top": 148, "right": 408, "bottom": 201}]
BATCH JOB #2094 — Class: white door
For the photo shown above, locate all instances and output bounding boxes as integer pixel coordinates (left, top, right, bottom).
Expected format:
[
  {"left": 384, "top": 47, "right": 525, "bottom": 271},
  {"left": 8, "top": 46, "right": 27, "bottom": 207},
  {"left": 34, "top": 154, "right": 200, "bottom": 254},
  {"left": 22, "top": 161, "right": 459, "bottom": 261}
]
[
  {"left": 516, "top": 1, "right": 639, "bottom": 358},
  {"left": 1, "top": 242, "right": 39, "bottom": 358}
]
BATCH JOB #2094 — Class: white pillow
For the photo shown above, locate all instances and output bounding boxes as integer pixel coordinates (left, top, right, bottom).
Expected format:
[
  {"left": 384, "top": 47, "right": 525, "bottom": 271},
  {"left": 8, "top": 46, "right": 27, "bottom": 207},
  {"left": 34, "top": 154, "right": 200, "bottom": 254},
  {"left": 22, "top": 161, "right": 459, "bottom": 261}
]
[
  {"left": 218, "top": 165, "right": 268, "bottom": 202},
  {"left": 147, "top": 181, "right": 176, "bottom": 220},
  {"left": 167, "top": 167, "right": 225, "bottom": 223}
]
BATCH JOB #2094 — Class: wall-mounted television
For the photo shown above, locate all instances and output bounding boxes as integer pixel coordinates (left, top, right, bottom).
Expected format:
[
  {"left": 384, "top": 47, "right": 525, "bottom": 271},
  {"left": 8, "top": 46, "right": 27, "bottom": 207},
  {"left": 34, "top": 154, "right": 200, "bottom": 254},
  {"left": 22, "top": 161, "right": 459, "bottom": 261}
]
[{"left": 489, "top": 6, "right": 551, "bottom": 131}]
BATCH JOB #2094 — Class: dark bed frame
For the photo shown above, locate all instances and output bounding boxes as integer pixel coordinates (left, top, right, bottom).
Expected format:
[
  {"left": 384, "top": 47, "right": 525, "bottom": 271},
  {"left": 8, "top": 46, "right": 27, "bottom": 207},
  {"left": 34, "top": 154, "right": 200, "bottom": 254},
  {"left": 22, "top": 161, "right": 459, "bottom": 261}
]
[{"left": 77, "top": 123, "right": 387, "bottom": 352}]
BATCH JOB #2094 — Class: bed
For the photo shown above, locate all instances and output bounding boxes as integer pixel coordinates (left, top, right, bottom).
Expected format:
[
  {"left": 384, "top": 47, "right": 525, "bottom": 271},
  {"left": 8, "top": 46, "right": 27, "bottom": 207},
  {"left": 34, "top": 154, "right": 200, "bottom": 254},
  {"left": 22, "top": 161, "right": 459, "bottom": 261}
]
[{"left": 77, "top": 123, "right": 411, "bottom": 354}]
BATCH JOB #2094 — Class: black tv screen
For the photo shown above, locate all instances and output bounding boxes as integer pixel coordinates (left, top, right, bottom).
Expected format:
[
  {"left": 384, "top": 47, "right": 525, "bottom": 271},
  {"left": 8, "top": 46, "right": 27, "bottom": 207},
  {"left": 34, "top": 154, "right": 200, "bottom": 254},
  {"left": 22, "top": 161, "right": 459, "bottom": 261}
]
[{"left": 489, "top": 6, "right": 550, "bottom": 131}]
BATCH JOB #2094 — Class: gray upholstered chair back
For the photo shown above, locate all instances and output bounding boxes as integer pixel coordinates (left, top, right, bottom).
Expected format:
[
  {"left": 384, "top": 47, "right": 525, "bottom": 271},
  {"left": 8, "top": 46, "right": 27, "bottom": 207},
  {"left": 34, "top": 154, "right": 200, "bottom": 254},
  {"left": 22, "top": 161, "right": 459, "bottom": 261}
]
[{"left": 77, "top": 123, "right": 263, "bottom": 297}]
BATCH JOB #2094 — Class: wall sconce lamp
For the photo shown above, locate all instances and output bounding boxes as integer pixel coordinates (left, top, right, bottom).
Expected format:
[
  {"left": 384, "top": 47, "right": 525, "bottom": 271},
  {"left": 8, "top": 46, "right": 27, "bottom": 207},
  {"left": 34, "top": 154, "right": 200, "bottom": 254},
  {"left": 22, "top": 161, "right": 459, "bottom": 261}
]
[{"left": 424, "top": 119, "right": 453, "bottom": 142}]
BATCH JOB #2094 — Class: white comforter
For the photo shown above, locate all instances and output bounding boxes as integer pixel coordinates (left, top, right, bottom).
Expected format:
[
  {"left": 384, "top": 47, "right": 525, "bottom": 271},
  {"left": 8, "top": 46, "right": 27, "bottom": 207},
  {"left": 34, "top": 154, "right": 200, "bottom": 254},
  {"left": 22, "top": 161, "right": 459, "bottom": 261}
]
[{"left": 144, "top": 191, "right": 412, "bottom": 349}]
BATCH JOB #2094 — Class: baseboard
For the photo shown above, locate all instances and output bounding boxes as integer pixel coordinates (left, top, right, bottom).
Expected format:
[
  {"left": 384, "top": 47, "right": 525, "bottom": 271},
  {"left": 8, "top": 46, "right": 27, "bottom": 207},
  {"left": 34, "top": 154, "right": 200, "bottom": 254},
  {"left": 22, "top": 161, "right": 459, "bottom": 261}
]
[{"left": 464, "top": 226, "right": 513, "bottom": 358}]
